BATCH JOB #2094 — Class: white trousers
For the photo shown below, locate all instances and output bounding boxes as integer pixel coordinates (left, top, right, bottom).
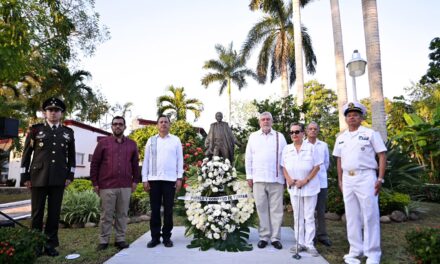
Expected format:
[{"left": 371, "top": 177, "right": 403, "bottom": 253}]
[
  {"left": 289, "top": 188, "right": 318, "bottom": 248},
  {"left": 343, "top": 170, "right": 381, "bottom": 264},
  {"left": 253, "top": 182, "right": 284, "bottom": 242}
]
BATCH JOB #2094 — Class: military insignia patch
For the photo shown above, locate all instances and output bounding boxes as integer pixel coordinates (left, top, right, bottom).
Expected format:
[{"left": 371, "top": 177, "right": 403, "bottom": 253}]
[{"left": 63, "top": 133, "right": 70, "bottom": 140}]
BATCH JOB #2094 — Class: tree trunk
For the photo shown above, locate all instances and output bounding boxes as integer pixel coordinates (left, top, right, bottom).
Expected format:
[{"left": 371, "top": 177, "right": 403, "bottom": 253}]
[
  {"left": 362, "top": 0, "right": 387, "bottom": 141},
  {"left": 281, "top": 63, "right": 289, "bottom": 99},
  {"left": 292, "top": 0, "right": 304, "bottom": 104},
  {"left": 330, "top": 0, "right": 348, "bottom": 131},
  {"left": 227, "top": 78, "right": 232, "bottom": 122}
]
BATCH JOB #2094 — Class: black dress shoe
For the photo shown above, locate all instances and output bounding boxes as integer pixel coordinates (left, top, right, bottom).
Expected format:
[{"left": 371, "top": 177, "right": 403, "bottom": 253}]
[
  {"left": 114, "top": 241, "right": 129, "bottom": 250},
  {"left": 96, "top": 243, "right": 109, "bottom": 251},
  {"left": 147, "top": 239, "right": 161, "bottom": 248},
  {"left": 257, "top": 240, "right": 268, "bottom": 248},
  {"left": 163, "top": 239, "right": 173, "bottom": 248},
  {"left": 44, "top": 246, "right": 59, "bottom": 257},
  {"left": 271, "top": 241, "right": 283, "bottom": 250},
  {"left": 319, "top": 239, "right": 332, "bottom": 247}
]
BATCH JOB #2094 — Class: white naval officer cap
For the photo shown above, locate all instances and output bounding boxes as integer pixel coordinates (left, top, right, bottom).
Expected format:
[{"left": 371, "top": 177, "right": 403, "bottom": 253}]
[{"left": 343, "top": 101, "right": 366, "bottom": 116}]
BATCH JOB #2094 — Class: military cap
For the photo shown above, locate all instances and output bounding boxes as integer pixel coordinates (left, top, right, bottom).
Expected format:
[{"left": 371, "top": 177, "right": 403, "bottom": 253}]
[
  {"left": 42, "top": 97, "right": 66, "bottom": 112},
  {"left": 343, "top": 101, "right": 366, "bottom": 116}
]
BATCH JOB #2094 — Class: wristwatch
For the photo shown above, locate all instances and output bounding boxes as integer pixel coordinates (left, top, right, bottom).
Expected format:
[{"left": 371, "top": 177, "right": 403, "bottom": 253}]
[{"left": 377, "top": 178, "right": 385, "bottom": 183}]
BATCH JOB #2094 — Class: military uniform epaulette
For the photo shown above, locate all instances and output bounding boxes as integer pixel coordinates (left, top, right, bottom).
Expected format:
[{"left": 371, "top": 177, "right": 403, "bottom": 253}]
[
  {"left": 62, "top": 125, "right": 73, "bottom": 131},
  {"left": 29, "top": 123, "right": 44, "bottom": 133}
]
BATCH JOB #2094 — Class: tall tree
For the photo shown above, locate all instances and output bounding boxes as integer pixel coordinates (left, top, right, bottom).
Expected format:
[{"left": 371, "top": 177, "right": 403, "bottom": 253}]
[
  {"left": 292, "top": 0, "right": 304, "bottom": 105},
  {"left": 41, "top": 65, "right": 109, "bottom": 122},
  {"left": 243, "top": 0, "right": 316, "bottom": 98},
  {"left": 329, "top": 0, "right": 348, "bottom": 131},
  {"left": 420, "top": 37, "right": 440, "bottom": 85},
  {"left": 0, "top": 0, "right": 109, "bottom": 85},
  {"left": 303, "top": 80, "right": 339, "bottom": 146},
  {"left": 362, "top": 0, "right": 387, "bottom": 140},
  {"left": 201, "top": 42, "right": 257, "bottom": 122},
  {"left": 157, "top": 86, "right": 203, "bottom": 122}
]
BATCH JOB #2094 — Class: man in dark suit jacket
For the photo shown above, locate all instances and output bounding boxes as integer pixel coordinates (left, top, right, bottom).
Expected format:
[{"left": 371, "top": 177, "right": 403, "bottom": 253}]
[{"left": 20, "top": 97, "right": 76, "bottom": 257}]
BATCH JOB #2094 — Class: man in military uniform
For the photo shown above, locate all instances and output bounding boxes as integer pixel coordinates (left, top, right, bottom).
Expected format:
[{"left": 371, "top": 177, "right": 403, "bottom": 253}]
[
  {"left": 333, "top": 102, "right": 387, "bottom": 264},
  {"left": 20, "top": 97, "right": 76, "bottom": 257}
]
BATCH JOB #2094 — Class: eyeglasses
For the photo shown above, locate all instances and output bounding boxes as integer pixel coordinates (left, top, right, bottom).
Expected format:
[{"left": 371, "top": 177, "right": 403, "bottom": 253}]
[
  {"left": 112, "top": 123, "right": 125, "bottom": 127},
  {"left": 289, "top": 130, "right": 302, "bottom": 135}
]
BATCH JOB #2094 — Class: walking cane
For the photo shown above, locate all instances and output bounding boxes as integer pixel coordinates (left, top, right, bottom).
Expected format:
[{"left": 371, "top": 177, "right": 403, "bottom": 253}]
[{"left": 293, "top": 186, "right": 302, "bottom": 260}]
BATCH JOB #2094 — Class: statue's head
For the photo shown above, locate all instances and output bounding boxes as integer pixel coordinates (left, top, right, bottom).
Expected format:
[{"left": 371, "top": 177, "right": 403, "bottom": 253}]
[{"left": 215, "top": 112, "right": 223, "bottom": 122}]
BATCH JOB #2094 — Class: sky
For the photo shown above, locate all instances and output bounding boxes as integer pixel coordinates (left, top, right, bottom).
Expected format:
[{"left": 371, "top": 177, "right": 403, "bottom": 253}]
[{"left": 78, "top": 0, "right": 440, "bottom": 131}]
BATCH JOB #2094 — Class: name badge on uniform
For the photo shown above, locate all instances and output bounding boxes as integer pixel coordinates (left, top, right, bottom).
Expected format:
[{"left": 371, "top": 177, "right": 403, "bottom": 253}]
[
  {"left": 63, "top": 132, "right": 70, "bottom": 141},
  {"left": 359, "top": 136, "right": 369, "bottom": 140}
]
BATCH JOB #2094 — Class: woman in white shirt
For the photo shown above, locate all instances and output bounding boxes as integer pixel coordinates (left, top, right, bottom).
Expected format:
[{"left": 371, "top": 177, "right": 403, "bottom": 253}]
[{"left": 281, "top": 123, "right": 322, "bottom": 256}]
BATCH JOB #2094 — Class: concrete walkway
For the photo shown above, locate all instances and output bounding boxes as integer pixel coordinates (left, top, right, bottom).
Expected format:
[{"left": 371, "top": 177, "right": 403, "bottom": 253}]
[
  {"left": 0, "top": 199, "right": 31, "bottom": 221},
  {"left": 105, "top": 227, "right": 328, "bottom": 264}
]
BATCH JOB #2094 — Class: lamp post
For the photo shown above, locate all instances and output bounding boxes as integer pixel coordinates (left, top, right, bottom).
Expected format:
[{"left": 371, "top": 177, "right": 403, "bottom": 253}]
[{"left": 346, "top": 50, "right": 367, "bottom": 102}]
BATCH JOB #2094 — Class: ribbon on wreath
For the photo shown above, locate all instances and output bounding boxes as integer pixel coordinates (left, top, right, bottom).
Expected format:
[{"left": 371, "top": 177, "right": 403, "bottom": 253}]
[{"left": 178, "top": 193, "right": 250, "bottom": 202}]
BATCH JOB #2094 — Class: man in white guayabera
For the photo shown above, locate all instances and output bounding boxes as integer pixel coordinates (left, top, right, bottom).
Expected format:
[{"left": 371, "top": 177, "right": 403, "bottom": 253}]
[
  {"left": 245, "top": 112, "right": 286, "bottom": 250},
  {"left": 142, "top": 115, "right": 183, "bottom": 248}
]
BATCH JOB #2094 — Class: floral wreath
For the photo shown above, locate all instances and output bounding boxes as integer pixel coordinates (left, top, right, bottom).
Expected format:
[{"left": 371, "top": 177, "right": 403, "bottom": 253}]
[{"left": 182, "top": 156, "right": 256, "bottom": 251}]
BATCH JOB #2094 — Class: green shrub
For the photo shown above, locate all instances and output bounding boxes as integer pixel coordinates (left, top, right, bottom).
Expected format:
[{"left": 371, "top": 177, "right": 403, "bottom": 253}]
[
  {"left": 327, "top": 181, "right": 345, "bottom": 215},
  {"left": 0, "top": 227, "right": 46, "bottom": 264},
  {"left": 61, "top": 190, "right": 100, "bottom": 226},
  {"left": 405, "top": 226, "right": 440, "bottom": 263},
  {"left": 423, "top": 184, "right": 440, "bottom": 202},
  {"left": 66, "top": 179, "right": 93, "bottom": 192},
  {"left": 129, "top": 183, "right": 149, "bottom": 216},
  {"left": 325, "top": 182, "right": 411, "bottom": 216},
  {"left": 379, "top": 190, "right": 411, "bottom": 215}
]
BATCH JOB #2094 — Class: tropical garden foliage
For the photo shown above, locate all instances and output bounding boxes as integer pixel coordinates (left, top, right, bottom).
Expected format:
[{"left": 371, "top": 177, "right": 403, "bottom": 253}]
[
  {"left": 0, "top": 0, "right": 110, "bottom": 129},
  {"left": 157, "top": 86, "right": 203, "bottom": 122}
]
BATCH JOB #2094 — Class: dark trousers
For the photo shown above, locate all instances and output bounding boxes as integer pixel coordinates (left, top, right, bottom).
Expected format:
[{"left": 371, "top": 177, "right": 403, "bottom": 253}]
[
  {"left": 31, "top": 186, "right": 65, "bottom": 248},
  {"left": 149, "top": 180, "right": 176, "bottom": 241},
  {"left": 315, "top": 188, "right": 329, "bottom": 240}
]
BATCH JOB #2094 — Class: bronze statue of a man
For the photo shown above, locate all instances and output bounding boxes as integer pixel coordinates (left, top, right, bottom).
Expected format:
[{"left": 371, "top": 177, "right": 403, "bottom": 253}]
[{"left": 205, "top": 112, "right": 238, "bottom": 163}]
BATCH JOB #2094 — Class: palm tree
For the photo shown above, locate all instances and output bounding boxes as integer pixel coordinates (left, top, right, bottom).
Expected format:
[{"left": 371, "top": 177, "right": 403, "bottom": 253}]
[
  {"left": 292, "top": 0, "right": 305, "bottom": 106},
  {"left": 42, "top": 65, "right": 94, "bottom": 114},
  {"left": 201, "top": 42, "right": 257, "bottom": 122},
  {"left": 329, "top": 0, "right": 348, "bottom": 131},
  {"left": 362, "top": 0, "right": 387, "bottom": 140},
  {"left": 243, "top": 0, "right": 316, "bottom": 98},
  {"left": 157, "top": 85, "right": 203, "bottom": 122}
]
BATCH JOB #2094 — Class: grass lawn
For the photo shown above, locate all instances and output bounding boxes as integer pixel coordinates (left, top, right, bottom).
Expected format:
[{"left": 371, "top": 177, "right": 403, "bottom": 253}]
[
  {"left": 0, "top": 192, "right": 31, "bottom": 203},
  {"left": 15, "top": 201, "right": 439, "bottom": 264}
]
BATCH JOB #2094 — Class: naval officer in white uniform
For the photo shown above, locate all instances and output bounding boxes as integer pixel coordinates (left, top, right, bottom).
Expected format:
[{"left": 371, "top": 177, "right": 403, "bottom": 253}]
[{"left": 332, "top": 102, "right": 387, "bottom": 264}]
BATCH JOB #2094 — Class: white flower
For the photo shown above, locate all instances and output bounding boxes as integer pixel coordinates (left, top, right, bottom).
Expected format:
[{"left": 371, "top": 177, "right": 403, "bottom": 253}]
[
  {"left": 213, "top": 156, "right": 220, "bottom": 161},
  {"left": 212, "top": 187, "right": 218, "bottom": 192},
  {"left": 222, "top": 164, "right": 229, "bottom": 171},
  {"left": 213, "top": 233, "right": 220, "bottom": 239}
]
